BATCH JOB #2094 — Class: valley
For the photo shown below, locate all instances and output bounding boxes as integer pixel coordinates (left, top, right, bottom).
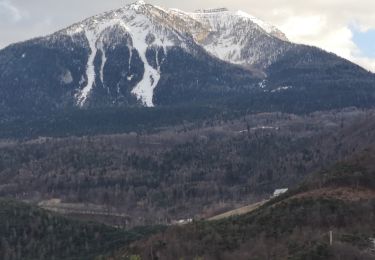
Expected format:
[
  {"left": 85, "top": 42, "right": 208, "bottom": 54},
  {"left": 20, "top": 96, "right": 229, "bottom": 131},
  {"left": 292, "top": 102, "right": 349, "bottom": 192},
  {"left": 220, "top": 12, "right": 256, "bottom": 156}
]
[
  {"left": 1, "top": 108, "right": 374, "bottom": 228},
  {"left": 0, "top": 1, "right": 375, "bottom": 259}
]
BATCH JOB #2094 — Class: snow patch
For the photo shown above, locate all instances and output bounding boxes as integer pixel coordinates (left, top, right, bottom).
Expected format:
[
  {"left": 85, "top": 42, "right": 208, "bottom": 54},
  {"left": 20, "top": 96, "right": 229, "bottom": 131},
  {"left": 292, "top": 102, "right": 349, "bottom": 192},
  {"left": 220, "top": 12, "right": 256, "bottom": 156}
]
[
  {"left": 131, "top": 0, "right": 146, "bottom": 11},
  {"left": 75, "top": 29, "right": 97, "bottom": 106},
  {"left": 186, "top": 10, "right": 262, "bottom": 65},
  {"left": 60, "top": 70, "right": 73, "bottom": 84},
  {"left": 128, "top": 31, "right": 160, "bottom": 107},
  {"left": 98, "top": 42, "right": 107, "bottom": 86},
  {"left": 66, "top": 26, "right": 84, "bottom": 36},
  {"left": 181, "top": 9, "right": 287, "bottom": 67},
  {"left": 205, "top": 37, "right": 244, "bottom": 65},
  {"left": 235, "top": 10, "right": 276, "bottom": 35},
  {"left": 125, "top": 13, "right": 174, "bottom": 107},
  {"left": 79, "top": 75, "right": 85, "bottom": 85},
  {"left": 271, "top": 86, "right": 293, "bottom": 93},
  {"left": 62, "top": 3, "right": 262, "bottom": 106},
  {"left": 258, "top": 80, "right": 267, "bottom": 89},
  {"left": 74, "top": 19, "right": 130, "bottom": 106},
  {"left": 238, "top": 126, "right": 279, "bottom": 133},
  {"left": 66, "top": 5, "right": 184, "bottom": 107}
]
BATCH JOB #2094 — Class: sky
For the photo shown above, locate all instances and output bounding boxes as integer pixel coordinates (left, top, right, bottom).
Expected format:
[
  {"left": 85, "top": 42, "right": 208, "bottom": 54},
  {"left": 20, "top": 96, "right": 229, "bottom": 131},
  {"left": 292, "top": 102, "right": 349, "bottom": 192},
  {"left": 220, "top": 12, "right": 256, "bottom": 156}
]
[{"left": 1, "top": 0, "right": 374, "bottom": 72}]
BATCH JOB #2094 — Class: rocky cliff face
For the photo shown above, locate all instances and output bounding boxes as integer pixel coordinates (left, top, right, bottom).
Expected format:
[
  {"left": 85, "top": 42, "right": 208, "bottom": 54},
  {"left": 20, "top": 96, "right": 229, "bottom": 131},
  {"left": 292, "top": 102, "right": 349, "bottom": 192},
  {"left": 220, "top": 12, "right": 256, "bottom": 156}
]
[{"left": 170, "top": 7, "right": 290, "bottom": 69}]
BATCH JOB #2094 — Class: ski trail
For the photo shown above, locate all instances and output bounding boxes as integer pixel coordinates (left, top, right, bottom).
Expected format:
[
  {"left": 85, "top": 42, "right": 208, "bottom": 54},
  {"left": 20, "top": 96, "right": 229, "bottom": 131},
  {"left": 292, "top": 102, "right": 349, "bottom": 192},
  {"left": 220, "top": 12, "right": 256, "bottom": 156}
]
[{"left": 76, "top": 29, "right": 97, "bottom": 106}]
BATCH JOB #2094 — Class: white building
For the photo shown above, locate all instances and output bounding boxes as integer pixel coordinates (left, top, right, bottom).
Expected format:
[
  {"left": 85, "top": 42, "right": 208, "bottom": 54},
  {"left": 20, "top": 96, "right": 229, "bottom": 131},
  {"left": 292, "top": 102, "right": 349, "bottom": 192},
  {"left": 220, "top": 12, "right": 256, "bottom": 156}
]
[{"left": 272, "top": 188, "right": 288, "bottom": 198}]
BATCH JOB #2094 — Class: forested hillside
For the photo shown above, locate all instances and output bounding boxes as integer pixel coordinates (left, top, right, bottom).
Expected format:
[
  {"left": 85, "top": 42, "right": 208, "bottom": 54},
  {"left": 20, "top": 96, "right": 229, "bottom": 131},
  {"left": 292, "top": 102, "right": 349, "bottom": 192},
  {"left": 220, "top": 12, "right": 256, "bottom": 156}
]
[
  {"left": 0, "top": 199, "right": 163, "bottom": 260},
  {"left": 116, "top": 147, "right": 375, "bottom": 260},
  {"left": 1, "top": 109, "right": 374, "bottom": 226}
]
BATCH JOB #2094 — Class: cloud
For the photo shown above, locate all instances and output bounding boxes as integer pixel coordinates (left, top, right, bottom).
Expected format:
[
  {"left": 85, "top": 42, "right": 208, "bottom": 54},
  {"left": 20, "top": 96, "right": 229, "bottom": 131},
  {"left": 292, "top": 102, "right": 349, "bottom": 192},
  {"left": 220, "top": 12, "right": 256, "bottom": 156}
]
[
  {"left": 279, "top": 16, "right": 356, "bottom": 60},
  {"left": 282, "top": 22, "right": 375, "bottom": 72},
  {"left": 240, "top": 0, "right": 375, "bottom": 72},
  {"left": 0, "top": 0, "right": 23, "bottom": 22},
  {"left": 353, "top": 57, "right": 375, "bottom": 72}
]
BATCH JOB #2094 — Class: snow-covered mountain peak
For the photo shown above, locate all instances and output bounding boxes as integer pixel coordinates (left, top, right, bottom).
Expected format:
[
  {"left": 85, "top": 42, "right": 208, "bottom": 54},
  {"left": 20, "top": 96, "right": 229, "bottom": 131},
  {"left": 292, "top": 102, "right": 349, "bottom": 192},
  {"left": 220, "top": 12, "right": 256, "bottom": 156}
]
[
  {"left": 234, "top": 10, "right": 287, "bottom": 41},
  {"left": 131, "top": 0, "right": 147, "bottom": 7},
  {"left": 187, "top": 9, "right": 287, "bottom": 42},
  {"left": 61, "top": 2, "right": 193, "bottom": 107},
  {"left": 1, "top": 1, "right": 373, "bottom": 116},
  {"left": 166, "top": 8, "right": 288, "bottom": 68},
  {"left": 50, "top": 2, "right": 290, "bottom": 107},
  {"left": 127, "top": 0, "right": 150, "bottom": 12}
]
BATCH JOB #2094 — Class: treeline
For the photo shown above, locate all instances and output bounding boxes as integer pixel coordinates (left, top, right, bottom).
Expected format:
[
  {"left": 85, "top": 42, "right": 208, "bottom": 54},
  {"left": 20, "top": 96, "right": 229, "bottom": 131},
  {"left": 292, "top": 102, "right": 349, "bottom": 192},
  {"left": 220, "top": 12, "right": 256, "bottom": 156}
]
[
  {"left": 0, "top": 105, "right": 221, "bottom": 139},
  {"left": 1, "top": 84, "right": 375, "bottom": 140}
]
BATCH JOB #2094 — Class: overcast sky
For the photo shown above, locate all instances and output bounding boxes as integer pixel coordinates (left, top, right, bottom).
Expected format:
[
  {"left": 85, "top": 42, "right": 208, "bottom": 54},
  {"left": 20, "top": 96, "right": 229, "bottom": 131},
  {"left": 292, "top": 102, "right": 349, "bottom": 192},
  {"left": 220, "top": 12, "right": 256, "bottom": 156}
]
[{"left": 1, "top": 0, "right": 374, "bottom": 72}]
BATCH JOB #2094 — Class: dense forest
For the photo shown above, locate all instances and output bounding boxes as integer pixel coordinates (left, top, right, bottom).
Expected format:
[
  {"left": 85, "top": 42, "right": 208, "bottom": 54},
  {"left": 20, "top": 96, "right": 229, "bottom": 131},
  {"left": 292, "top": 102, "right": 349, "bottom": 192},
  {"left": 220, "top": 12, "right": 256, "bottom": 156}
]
[
  {"left": 1, "top": 109, "right": 375, "bottom": 226},
  {"left": 1, "top": 140, "right": 374, "bottom": 259}
]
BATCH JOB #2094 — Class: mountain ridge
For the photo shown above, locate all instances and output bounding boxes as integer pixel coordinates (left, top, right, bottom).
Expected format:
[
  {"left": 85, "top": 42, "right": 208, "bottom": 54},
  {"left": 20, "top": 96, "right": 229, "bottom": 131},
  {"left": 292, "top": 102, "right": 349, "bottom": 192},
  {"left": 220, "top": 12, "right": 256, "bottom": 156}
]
[{"left": 0, "top": 1, "right": 374, "bottom": 118}]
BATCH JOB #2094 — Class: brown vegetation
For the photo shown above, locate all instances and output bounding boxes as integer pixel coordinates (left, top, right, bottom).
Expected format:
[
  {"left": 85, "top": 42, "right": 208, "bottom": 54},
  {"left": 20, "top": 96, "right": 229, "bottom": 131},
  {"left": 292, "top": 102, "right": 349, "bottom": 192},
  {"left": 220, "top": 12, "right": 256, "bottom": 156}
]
[
  {"left": 114, "top": 147, "right": 375, "bottom": 260},
  {"left": 1, "top": 109, "right": 375, "bottom": 227}
]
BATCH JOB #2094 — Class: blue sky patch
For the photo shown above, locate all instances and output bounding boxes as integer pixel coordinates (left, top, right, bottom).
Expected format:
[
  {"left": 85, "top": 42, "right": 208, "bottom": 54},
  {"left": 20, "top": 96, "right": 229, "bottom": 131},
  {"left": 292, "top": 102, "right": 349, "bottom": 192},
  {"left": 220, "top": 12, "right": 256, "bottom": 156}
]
[{"left": 352, "top": 27, "right": 375, "bottom": 58}]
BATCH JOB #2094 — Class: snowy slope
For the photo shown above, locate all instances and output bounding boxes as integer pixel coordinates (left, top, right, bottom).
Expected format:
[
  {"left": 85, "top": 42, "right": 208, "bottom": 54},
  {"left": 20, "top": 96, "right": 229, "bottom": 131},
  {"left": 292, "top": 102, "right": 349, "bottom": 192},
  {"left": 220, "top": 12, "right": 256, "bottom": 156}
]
[
  {"left": 62, "top": 1, "right": 190, "bottom": 106},
  {"left": 167, "top": 8, "right": 290, "bottom": 68},
  {"left": 57, "top": 1, "right": 289, "bottom": 106},
  {"left": 234, "top": 10, "right": 287, "bottom": 41},
  {"left": 187, "top": 10, "right": 287, "bottom": 68}
]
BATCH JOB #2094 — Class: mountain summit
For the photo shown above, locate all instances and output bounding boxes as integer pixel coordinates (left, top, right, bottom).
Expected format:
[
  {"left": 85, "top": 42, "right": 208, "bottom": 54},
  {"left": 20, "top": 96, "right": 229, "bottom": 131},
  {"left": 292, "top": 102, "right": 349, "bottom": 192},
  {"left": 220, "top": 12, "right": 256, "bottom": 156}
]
[
  {"left": 59, "top": 1, "right": 288, "bottom": 106},
  {"left": 0, "top": 1, "right": 374, "bottom": 117}
]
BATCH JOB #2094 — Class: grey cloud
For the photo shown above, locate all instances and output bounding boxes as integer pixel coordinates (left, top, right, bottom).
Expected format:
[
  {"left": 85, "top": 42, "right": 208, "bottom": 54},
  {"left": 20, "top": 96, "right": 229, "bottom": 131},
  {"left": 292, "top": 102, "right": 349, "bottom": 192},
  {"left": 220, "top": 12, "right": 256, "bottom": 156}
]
[{"left": 0, "top": 0, "right": 23, "bottom": 22}]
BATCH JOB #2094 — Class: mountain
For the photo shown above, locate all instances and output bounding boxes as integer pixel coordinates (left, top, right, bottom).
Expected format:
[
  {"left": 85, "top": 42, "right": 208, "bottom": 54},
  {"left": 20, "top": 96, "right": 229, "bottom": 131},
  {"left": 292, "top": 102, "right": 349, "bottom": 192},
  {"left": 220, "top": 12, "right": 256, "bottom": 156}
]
[
  {"left": 0, "top": 1, "right": 258, "bottom": 117},
  {"left": 115, "top": 147, "right": 375, "bottom": 260},
  {"left": 0, "top": 1, "right": 374, "bottom": 120},
  {"left": 169, "top": 7, "right": 289, "bottom": 68}
]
